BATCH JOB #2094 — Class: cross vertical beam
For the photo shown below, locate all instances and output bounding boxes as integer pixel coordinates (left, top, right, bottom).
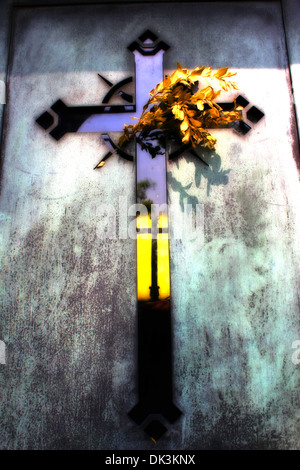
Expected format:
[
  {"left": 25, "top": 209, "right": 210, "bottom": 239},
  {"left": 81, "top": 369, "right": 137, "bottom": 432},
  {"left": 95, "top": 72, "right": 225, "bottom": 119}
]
[{"left": 126, "top": 33, "right": 181, "bottom": 441}]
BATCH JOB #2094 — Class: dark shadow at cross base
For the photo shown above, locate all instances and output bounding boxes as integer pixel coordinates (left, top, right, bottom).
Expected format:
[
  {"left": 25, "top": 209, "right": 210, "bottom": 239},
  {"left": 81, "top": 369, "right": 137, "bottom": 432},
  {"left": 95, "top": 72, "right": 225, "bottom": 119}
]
[{"left": 128, "top": 300, "right": 182, "bottom": 441}]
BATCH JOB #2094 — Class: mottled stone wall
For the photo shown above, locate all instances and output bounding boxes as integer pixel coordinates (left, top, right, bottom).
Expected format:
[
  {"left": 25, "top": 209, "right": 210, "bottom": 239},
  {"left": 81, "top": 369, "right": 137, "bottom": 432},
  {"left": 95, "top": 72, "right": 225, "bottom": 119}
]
[
  {"left": 0, "top": 2, "right": 300, "bottom": 450},
  {"left": 282, "top": 0, "right": 300, "bottom": 144}
]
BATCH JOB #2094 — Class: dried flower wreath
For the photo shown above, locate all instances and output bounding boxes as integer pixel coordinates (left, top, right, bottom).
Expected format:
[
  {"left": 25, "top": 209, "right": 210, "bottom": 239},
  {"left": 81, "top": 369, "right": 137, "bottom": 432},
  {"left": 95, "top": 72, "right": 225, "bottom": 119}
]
[{"left": 118, "top": 63, "right": 242, "bottom": 154}]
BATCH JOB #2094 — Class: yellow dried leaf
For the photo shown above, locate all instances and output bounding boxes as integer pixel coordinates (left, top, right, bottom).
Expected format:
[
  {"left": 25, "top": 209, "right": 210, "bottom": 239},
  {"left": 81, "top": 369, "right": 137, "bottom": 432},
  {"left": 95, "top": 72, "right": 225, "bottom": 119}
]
[
  {"left": 219, "top": 81, "right": 228, "bottom": 91},
  {"left": 186, "top": 109, "right": 197, "bottom": 118},
  {"left": 201, "top": 86, "right": 214, "bottom": 99},
  {"left": 201, "top": 67, "right": 212, "bottom": 77},
  {"left": 117, "top": 63, "right": 240, "bottom": 154},
  {"left": 190, "top": 117, "right": 202, "bottom": 128},
  {"left": 118, "top": 134, "right": 129, "bottom": 147},
  {"left": 223, "top": 71, "right": 236, "bottom": 78},
  {"left": 214, "top": 67, "right": 228, "bottom": 79},
  {"left": 209, "top": 107, "right": 219, "bottom": 118},
  {"left": 196, "top": 100, "right": 205, "bottom": 111},
  {"left": 213, "top": 90, "right": 221, "bottom": 99},
  {"left": 190, "top": 66, "right": 205, "bottom": 76},
  {"left": 189, "top": 66, "right": 206, "bottom": 82},
  {"left": 230, "top": 82, "right": 239, "bottom": 90},
  {"left": 182, "top": 128, "right": 191, "bottom": 143},
  {"left": 172, "top": 104, "right": 185, "bottom": 121},
  {"left": 180, "top": 116, "right": 189, "bottom": 133}
]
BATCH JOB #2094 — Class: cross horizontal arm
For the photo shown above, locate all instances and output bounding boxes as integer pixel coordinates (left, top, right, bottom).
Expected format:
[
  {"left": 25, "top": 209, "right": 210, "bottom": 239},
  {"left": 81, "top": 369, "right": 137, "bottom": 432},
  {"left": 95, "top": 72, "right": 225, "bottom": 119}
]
[
  {"left": 36, "top": 99, "right": 137, "bottom": 140},
  {"left": 77, "top": 110, "right": 136, "bottom": 133}
]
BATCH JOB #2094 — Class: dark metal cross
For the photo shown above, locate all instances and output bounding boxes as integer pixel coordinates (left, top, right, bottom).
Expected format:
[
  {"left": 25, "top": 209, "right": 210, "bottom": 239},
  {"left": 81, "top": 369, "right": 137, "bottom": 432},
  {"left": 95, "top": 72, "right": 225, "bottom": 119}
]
[{"left": 36, "top": 30, "right": 264, "bottom": 441}]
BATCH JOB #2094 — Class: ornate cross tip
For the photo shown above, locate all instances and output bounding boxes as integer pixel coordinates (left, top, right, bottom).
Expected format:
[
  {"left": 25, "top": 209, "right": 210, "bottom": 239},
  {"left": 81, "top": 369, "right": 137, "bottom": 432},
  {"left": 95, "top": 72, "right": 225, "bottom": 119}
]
[{"left": 128, "top": 30, "right": 170, "bottom": 56}]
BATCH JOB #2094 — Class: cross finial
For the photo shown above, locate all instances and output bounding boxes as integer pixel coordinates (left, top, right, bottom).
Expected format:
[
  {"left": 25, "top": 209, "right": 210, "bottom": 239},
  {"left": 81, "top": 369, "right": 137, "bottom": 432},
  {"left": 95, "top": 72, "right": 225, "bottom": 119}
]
[{"left": 128, "top": 29, "right": 170, "bottom": 55}]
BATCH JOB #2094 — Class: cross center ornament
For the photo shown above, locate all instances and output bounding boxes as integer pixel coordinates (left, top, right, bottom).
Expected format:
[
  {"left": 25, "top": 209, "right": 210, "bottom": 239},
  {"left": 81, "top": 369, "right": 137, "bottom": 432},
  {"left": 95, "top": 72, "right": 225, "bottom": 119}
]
[{"left": 36, "top": 30, "right": 264, "bottom": 442}]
